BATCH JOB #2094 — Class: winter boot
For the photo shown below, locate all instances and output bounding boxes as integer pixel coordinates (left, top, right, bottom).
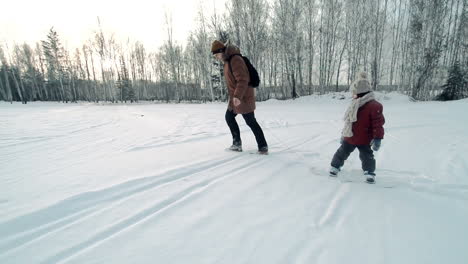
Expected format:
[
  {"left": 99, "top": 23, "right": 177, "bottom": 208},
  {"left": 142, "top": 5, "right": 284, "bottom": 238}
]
[
  {"left": 364, "top": 171, "right": 376, "bottom": 184},
  {"left": 228, "top": 141, "right": 242, "bottom": 152},
  {"left": 258, "top": 146, "right": 268, "bottom": 155},
  {"left": 329, "top": 166, "right": 340, "bottom": 177}
]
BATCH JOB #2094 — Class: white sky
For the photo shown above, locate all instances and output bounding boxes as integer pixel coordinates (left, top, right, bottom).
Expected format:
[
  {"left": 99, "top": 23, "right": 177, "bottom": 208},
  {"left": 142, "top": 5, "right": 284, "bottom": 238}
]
[{"left": 0, "top": 0, "right": 227, "bottom": 50}]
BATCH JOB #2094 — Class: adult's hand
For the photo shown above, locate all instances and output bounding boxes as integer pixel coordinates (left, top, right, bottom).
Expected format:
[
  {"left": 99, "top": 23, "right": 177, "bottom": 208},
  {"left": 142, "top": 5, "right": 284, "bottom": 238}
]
[{"left": 233, "top": 97, "right": 241, "bottom": 107}]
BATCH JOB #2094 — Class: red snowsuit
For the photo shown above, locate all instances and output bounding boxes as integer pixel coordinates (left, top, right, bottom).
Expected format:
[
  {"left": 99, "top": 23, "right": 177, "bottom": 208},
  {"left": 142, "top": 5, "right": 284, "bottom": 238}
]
[{"left": 344, "top": 100, "right": 385, "bottom": 146}]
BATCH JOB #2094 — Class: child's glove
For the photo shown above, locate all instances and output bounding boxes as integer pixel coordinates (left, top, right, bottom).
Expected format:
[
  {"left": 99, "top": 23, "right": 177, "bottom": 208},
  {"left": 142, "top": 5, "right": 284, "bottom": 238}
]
[{"left": 371, "top": 139, "right": 382, "bottom": 151}]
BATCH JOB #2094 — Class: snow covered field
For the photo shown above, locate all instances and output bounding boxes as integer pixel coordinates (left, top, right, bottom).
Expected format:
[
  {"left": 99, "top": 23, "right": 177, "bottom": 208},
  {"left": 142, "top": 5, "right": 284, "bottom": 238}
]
[{"left": 1, "top": 92, "right": 468, "bottom": 264}]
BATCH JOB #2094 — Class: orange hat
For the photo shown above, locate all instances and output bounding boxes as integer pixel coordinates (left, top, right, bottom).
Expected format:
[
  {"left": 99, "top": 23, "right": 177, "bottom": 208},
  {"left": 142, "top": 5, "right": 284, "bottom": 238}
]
[{"left": 211, "top": 40, "right": 226, "bottom": 54}]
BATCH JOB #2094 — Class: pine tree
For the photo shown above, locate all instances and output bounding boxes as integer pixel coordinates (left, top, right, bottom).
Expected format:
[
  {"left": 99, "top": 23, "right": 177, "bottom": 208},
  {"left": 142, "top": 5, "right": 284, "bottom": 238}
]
[
  {"left": 42, "top": 28, "right": 66, "bottom": 102},
  {"left": 116, "top": 57, "right": 135, "bottom": 103},
  {"left": 437, "top": 61, "right": 467, "bottom": 101}
]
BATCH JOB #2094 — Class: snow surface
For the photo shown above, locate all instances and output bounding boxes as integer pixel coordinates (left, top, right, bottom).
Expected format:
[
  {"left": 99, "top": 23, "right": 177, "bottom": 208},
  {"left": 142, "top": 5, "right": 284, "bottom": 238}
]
[{"left": 1, "top": 92, "right": 468, "bottom": 264}]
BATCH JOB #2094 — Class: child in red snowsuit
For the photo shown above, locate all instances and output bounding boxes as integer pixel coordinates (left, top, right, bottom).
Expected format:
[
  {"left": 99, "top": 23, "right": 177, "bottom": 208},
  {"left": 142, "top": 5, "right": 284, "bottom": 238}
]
[{"left": 329, "top": 72, "right": 385, "bottom": 183}]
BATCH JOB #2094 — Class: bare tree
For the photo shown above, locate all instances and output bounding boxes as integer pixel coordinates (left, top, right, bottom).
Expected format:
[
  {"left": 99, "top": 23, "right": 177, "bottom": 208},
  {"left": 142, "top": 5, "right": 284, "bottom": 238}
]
[
  {"left": 0, "top": 45, "right": 13, "bottom": 102},
  {"left": 304, "top": 0, "right": 319, "bottom": 94},
  {"left": 2, "top": 0, "right": 466, "bottom": 103},
  {"left": 407, "top": 0, "right": 449, "bottom": 99}
]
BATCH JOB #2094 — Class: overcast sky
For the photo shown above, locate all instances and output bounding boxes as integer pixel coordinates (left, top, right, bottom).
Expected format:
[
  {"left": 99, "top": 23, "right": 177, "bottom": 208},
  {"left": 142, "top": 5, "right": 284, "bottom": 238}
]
[{"left": 0, "top": 0, "right": 227, "bottom": 50}]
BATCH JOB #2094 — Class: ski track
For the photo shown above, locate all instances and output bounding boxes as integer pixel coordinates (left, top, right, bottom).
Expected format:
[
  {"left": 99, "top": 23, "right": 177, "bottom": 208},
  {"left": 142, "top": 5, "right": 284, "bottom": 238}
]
[
  {"left": 42, "top": 158, "right": 268, "bottom": 264},
  {"left": 125, "top": 131, "right": 228, "bottom": 152},
  {"left": 316, "top": 184, "right": 351, "bottom": 229},
  {"left": 0, "top": 154, "right": 250, "bottom": 255},
  {"left": 1, "top": 155, "right": 268, "bottom": 263}
]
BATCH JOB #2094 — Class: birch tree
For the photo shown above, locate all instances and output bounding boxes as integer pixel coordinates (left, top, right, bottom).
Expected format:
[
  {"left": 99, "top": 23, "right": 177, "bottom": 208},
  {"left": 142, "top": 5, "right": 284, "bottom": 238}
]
[{"left": 0, "top": 46, "right": 13, "bottom": 102}]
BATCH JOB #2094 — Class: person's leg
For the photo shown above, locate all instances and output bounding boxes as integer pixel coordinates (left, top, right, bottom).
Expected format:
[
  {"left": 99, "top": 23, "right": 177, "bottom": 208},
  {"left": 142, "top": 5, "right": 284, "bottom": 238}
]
[
  {"left": 331, "top": 141, "right": 356, "bottom": 169},
  {"left": 242, "top": 112, "right": 268, "bottom": 150},
  {"left": 225, "top": 109, "right": 241, "bottom": 145},
  {"left": 357, "top": 145, "right": 376, "bottom": 174}
]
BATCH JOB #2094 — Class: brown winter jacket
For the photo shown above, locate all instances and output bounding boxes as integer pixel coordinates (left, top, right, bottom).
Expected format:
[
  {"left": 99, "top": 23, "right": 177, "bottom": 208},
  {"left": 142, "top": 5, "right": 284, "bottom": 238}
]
[{"left": 223, "top": 45, "right": 256, "bottom": 114}]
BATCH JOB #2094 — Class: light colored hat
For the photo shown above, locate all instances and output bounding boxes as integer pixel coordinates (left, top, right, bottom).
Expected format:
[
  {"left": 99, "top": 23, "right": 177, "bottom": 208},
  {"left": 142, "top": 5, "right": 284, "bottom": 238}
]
[{"left": 351, "top": 72, "right": 371, "bottom": 95}]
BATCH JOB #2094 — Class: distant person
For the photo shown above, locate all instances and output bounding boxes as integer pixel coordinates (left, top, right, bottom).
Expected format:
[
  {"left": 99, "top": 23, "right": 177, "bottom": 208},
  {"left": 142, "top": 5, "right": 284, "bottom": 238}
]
[
  {"left": 211, "top": 40, "right": 268, "bottom": 154},
  {"left": 329, "top": 72, "right": 385, "bottom": 183}
]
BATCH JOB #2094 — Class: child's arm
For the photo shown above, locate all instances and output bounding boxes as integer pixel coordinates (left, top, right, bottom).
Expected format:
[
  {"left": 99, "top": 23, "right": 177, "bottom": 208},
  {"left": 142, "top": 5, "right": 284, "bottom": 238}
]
[{"left": 371, "top": 104, "right": 385, "bottom": 139}]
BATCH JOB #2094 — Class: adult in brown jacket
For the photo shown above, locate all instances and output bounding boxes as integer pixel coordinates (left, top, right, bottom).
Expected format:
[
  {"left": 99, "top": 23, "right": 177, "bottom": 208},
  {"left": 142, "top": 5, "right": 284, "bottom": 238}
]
[{"left": 211, "top": 40, "right": 268, "bottom": 154}]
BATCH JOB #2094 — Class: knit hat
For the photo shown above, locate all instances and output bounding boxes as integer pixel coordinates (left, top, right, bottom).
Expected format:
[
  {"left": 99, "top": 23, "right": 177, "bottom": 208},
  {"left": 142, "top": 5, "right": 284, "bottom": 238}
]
[
  {"left": 211, "top": 40, "right": 226, "bottom": 54},
  {"left": 351, "top": 72, "right": 371, "bottom": 95}
]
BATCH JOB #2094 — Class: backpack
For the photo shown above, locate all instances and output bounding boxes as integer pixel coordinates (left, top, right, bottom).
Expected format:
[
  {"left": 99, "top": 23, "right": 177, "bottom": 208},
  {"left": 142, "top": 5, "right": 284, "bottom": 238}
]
[{"left": 228, "top": 54, "right": 260, "bottom": 88}]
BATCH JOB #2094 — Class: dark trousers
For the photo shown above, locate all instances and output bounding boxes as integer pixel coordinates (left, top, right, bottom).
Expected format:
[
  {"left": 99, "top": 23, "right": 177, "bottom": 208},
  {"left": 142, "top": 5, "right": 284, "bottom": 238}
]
[
  {"left": 331, "top": 141, "right": 376, "bottom": 173},
  {"left": 225, "top": 109, "right": 267, "bottom": 149}
]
